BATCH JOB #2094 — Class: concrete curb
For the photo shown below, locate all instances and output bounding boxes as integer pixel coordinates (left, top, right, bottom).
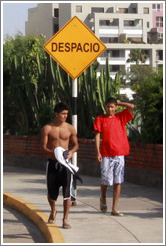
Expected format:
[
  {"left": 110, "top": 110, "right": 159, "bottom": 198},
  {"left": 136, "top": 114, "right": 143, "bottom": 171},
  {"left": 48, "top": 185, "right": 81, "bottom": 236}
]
[{"left": 3, "top": 191, "right": 65, "bottom": 244}]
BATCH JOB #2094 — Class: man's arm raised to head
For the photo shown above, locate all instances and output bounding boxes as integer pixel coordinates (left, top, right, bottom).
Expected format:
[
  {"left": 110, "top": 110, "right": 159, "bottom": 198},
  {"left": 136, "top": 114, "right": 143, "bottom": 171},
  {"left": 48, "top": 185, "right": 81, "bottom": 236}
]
[{"left": 117, "top": 100, "right": 135, "bottom": 112}]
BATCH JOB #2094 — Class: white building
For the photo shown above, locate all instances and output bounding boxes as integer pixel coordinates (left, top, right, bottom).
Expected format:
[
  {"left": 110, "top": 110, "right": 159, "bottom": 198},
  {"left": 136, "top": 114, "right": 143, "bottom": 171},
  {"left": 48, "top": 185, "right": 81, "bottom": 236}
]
[{"left": 25, "top": 2, "right": 163, "bottom": 100}]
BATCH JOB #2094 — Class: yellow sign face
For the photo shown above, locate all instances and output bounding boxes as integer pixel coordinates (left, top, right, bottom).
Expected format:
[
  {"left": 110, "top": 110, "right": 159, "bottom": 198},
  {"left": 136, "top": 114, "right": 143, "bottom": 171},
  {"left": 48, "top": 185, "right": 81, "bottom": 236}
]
[{"left": 44, "top": 16, "right": 106, "bottom": 79}]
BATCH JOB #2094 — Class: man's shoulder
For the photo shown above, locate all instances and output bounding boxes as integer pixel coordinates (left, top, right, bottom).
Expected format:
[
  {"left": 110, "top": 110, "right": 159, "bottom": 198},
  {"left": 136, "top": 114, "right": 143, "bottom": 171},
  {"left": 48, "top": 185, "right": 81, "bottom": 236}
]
[
  {"left": 42, "top": 123, "right": 53, "bottom": 132},
  {"left": 115, "top": 109, "right": 134, "bottom": 124},
  {"left": 65, "top": 122, "right": 75, "bottom": 131},
  {"left": 43, "top": 122, "right": 53, "bottom": 128}
]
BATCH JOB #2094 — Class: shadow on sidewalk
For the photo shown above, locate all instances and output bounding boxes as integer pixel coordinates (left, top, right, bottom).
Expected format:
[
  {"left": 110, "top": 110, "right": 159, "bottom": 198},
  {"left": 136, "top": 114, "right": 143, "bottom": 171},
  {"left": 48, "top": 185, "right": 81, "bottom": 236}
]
[{"left": 3, "top": 205, "right": 46, "bottom": 243}]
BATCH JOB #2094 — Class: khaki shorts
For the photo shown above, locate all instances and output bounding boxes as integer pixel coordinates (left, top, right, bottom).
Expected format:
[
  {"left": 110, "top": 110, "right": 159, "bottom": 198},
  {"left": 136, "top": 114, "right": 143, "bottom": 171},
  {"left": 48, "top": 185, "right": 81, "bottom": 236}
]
[{"left": 101, "top": 156, "right": 125, "bottom": 186}]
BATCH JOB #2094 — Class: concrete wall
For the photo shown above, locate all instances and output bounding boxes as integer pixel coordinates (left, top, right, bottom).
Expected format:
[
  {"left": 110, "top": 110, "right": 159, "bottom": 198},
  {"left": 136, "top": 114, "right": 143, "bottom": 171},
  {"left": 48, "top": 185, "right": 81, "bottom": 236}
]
[
  {"left": 25, "top": 3, "right": 54, "bottom": 38},
  {"left": 3, "top": 136, "right": 163, "bottom": 188}
]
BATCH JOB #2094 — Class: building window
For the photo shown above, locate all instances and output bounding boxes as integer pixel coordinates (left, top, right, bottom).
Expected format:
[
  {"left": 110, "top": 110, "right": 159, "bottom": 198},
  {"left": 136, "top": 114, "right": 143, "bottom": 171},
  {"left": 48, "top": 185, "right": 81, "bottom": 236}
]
[
  {"left": 157, "top": 4, "right": 161, "bottom": 11},
  {"left": 112, "top": 65, "right": 120, "bottom": 72},
  {"left": 147, "top": 22, "right": 149, "bottom": 28},
  {"left": 76, "top": 6, "right": 82, "bottom": 13},
  {"left": 158, "top": 33, "right": 163, "bottom": 38},
  {"left": 157, "top": 50, "right": 163, "bottom": 60},
  {"left": 91, "top": 7, "right": 104, "bottom": 13},
  {"left": 54, "top": 9, "right": 59, "bottom": 17},
  {"left": 118, "top": 8, "right": 128, "bottom": 13},
  {"left": 132, "top": 8, "right": 137, "bottom": 13},
  {"left": 152, "top": 4, "right": 162, "bottom": 11},
  {"left": 143, "top": 8, "right": 149, "bottom": 14},
  {"left": 156, "top": 17, "right": 163, "bottom": 27},
  {"left": 112, "top": 50, "right": 119, "bottom": 57},
  {"left": 124, "top": 20, "right": 134, "bottom": 26},
  {"left": 152, "top": 4, "right": 156, "bottom": 10}
]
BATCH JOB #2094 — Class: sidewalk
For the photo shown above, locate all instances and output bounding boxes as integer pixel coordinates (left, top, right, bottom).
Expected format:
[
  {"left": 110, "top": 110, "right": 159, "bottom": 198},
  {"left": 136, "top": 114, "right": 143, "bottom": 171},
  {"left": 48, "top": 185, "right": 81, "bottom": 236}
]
[
  {"left": 3, "top": 205, "right": 46, "bottom": 243},
  {"left": 3, "top": 165, "right": 163, "bottom": 244}
]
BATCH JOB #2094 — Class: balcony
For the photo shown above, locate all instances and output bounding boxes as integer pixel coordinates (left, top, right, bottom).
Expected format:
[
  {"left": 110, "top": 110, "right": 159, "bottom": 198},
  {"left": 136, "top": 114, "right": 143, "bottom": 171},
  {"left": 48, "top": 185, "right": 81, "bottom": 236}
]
[
  {"left": 123, "top": 26, "right": 143, "bottom": 36},
  {"left": 123, "top": 26, "right": 142, "bottom": 30},
  {"left": 99, "top": 25, "right": 119, "bottom": 29},
  {"left": 100, "top": 37, "right": 119, "bottom": 43},
  {"left": 99, "top": 26, "right": 119, "bottom": 36},
  {"left": 99, "top": 26, "right": 143, "bottom": 38},
  {"left": 98, "top": 56, "right": 126, "bottom": 65}
]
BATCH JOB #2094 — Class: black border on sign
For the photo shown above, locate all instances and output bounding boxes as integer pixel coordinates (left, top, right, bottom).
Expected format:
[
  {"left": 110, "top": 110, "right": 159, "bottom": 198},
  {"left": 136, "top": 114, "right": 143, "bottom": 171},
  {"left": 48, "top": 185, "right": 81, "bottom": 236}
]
[{"left": 43, "top": 15, "right": 107, "bottom": 79}]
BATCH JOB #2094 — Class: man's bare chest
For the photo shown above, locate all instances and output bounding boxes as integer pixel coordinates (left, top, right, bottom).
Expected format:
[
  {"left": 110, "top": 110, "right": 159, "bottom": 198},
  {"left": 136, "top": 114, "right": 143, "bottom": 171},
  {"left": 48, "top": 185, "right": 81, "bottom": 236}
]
[{"left": 48, "top": 127, "right": 71, "bottom": 141}]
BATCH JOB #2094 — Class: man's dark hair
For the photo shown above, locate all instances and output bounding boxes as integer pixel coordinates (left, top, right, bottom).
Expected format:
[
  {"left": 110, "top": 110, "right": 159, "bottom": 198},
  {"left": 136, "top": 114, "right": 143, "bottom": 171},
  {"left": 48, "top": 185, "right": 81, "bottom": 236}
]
[
  {"left": 105, "top": 97, "right": 117, "bottom": 105},
  {"left": 54, "top": 102, "right": 69, "bottom": 113}
]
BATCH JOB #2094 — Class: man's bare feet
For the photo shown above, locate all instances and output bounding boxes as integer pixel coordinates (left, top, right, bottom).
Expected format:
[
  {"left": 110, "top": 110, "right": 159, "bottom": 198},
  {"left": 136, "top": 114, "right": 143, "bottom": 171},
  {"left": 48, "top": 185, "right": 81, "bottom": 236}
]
[
  {"left": 62, "top": 220, "right": 71, "bottom": 229},
  {"left": 48, "top": 211, "right": 57, "bottom": 223}
]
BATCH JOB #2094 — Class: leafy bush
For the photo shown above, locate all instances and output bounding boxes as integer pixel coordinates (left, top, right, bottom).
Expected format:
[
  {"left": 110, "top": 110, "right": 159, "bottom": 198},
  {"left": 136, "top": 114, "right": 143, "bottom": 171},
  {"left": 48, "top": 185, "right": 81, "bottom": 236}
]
[{"left": 132, "top": 67, "right": 163, "bottom": 144}]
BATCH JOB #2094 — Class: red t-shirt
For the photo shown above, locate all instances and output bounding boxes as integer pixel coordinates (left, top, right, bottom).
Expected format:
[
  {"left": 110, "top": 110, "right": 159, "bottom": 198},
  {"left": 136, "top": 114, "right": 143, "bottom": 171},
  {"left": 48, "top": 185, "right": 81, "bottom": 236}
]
[{"left": 94, "top": 109, "right": 134, "bottom": 157}]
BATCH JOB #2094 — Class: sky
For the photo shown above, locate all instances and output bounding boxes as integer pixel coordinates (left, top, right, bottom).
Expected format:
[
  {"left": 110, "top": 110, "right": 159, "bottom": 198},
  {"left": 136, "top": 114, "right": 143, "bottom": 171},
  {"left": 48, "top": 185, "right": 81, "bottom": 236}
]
[{"left": 2, "top": 2, "right": 38, "bottom": 40}]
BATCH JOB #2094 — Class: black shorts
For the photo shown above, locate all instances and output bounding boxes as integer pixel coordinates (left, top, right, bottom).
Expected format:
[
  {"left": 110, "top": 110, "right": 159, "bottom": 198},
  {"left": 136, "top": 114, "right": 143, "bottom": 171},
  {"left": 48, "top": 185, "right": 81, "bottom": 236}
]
[{"left": 46, "top": 159, "right": 73, "bottom": 201}]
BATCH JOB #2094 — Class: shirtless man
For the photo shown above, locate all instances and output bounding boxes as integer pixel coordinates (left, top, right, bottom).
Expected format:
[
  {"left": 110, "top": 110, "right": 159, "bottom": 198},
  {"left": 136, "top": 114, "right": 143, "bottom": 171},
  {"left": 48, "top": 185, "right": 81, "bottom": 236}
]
[{"left": 41, "top": 102, "right": 79, "bottom": 229}]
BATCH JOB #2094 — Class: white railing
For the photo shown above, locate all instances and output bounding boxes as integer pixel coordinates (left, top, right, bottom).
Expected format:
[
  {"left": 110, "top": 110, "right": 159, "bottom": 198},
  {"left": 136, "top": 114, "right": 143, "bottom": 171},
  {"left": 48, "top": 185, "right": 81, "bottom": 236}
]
[
  {"left": 99, "top": 25, "right": 119, "bottom": 29},
  {"left": 127, "top": 34, "right": 143, "bottom": 38},
  {"left": 99, "top": 57, "right": 126, "bottom": 61},
  {"left": 124, "top": 29, "right": 142, "bottom": 35},
  {"left": 152, "top": 9, "right": 163, "bottom": 12},
  {"left": 123, "top": 26, "right": 142, "bottom": 30}
]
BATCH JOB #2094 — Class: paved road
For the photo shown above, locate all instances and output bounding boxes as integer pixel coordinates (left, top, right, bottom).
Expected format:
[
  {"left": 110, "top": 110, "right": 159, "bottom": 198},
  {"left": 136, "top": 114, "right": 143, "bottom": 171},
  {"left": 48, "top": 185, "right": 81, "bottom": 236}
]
[{"left": 3, "top": 165, "right": 164, "bottom": 244}]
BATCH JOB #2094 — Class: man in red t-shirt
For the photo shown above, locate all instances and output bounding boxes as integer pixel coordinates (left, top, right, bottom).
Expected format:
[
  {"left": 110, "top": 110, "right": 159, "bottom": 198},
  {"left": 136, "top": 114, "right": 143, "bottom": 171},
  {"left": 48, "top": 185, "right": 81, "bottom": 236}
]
[{"left": 94, "top": 97, "right": 134, "bottom": 216}]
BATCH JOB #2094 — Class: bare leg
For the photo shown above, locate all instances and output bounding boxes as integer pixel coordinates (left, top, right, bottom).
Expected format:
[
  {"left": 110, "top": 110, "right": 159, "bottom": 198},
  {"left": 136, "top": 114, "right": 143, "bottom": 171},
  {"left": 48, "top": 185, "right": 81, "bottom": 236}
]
[
  {"left": 63, "top": 198, "right": 71, "bottom": 229},
  {"left": 100, "top": 184, "right": 108, "bottom": 212},
  {"left": 101, "top": 184, "right": 108, "bottom": 203},
  {"left": 112, "top": 183, "right": 121, "bottom": 212},
  {"left": 47, "top": 195, "right": 57, "bottom": 222}
]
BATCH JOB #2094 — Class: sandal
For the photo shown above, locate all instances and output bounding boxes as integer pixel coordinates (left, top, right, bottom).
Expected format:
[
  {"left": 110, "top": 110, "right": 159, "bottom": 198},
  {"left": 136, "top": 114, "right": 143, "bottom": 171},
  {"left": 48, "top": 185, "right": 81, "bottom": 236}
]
[
  {"left": 111, "top": 211, "right": 124, "bottom": 216},
  {"left": 62, "top": 222, "right": 71, "bottom": 229},
  {"left": 100, "top": 197, "right": 107, "bottom": 212},
  {"left": 48, "top": 211, "right": 57, "bottom": 223}
]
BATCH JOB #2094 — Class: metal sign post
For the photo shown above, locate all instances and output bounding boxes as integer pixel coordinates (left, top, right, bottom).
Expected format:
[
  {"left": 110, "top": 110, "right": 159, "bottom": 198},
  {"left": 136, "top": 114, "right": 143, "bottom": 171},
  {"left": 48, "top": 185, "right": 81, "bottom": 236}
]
[
  {"left": 72, "top": 78, "right": 78, "bottom": 205},
  {"left": 72, "top": 78, "right": 78, "bottom": 159}
]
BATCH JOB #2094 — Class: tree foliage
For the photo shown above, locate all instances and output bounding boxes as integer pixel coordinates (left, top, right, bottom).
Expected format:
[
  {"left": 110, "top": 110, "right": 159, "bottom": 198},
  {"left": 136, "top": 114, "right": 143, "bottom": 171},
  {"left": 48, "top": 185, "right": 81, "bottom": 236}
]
[
  {"left": 129, "top": 65, "right": 154, "bottom": 85},
  {"left": 132, "top": 67, "right": 163, "bottom": 144},
  {"left": 127, "top": 49, "right": 149, "bottom": 65},
  {"left": 3, "top": 33, "right": 55, "bottom": 134}
]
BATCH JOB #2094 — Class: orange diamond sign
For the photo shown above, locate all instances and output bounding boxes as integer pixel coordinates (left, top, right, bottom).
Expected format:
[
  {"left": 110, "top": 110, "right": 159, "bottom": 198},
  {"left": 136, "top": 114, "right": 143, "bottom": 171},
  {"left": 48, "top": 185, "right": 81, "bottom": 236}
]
[{"left": 44, "top": 16, "right": 106, "bottom": 79}]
